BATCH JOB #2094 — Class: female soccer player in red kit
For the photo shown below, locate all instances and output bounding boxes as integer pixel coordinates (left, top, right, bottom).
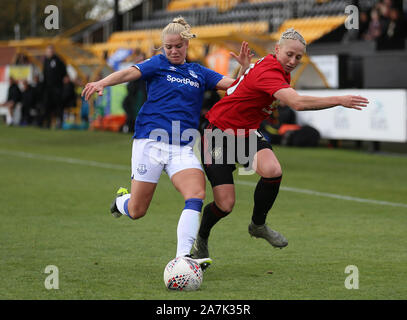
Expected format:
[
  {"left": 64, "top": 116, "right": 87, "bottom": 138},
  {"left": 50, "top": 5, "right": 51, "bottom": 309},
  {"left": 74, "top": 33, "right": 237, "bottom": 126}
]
[{"left": 192, "top": 28, "right": 369, "bottom": 260}]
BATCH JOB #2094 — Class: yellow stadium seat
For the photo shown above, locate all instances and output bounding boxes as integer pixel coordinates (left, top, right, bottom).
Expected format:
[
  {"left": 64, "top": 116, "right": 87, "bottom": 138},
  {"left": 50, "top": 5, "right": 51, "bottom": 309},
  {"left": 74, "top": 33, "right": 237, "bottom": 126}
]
[
  {"left": 271, "top": 15, "right": 346, "bottom": 44},
  {"left": 167, "top": 0, "right": 239, "bottom": 12}
]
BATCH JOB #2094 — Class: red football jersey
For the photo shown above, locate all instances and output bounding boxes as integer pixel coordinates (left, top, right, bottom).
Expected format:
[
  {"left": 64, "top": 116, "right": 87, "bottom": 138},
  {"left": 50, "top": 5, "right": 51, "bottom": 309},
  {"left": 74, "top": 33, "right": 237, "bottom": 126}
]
[{"left": 206, "top": 54, "right": 291, "bottom": 136}]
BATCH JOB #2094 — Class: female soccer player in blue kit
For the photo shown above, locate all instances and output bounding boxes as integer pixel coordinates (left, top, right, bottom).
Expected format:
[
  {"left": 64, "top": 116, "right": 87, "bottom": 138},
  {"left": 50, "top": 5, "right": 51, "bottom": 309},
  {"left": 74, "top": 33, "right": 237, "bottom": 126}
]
[{"left": 81, "top": 17, "right": 253, "bottom": 268}]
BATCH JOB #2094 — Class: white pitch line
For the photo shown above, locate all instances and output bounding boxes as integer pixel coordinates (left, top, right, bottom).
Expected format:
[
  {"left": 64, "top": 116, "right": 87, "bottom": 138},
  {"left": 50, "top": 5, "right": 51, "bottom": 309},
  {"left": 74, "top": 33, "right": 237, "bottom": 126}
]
[
  {"left": 1, "top": 148, "right": 407, "bottom": 209},
  {"left": 235, "top": 180, "right": 407, "bottom": 209},
  {"left": 0, "top": 149, "right": 128, "bottom": 171}
]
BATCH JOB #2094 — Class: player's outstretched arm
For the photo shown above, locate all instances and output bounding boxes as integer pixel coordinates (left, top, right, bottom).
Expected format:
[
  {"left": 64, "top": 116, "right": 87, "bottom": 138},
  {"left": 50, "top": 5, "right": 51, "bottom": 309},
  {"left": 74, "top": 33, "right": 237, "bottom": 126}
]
[
  {"left": 215, "top": 41, "right": 254, "bottom": 90},
  {"left": 274, "top": 87, "right": 369, "bottom": 111},
  {"left": 81, "top": 66, "right": 142, "bottom": 101},
  {"left": 230, "top": 41, "right": 254, "bottom": 79}
]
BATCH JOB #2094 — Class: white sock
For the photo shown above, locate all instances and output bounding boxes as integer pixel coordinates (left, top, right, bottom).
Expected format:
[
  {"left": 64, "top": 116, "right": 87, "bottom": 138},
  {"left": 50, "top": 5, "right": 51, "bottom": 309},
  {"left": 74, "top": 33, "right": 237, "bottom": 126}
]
[
  {"left": 115, "top": 193, "right": 131, "bottom": 216},
  {"left": 176, "top": 209, "right": 200, "bottom": 257}
]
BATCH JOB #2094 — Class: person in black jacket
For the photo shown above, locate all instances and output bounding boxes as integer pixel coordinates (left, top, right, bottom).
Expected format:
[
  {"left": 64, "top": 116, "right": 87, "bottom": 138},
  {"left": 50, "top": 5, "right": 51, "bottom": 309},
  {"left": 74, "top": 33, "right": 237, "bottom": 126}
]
[
  {"left": 62, "top": 75, "right": 76, "bottom": 109},
  {"left": 31, "top": 75, "right": 44, "bottom": 126},
  {"left": 377, "top": 6, "right": 405, "bottom": 50},
  {"left": 41, "top": 44, "right": 67, "bottom": 128},
  {"left": 122, "top": 51, "right": 147, "bottom": 133},
  {"left": 20, "top": 80, "right": 36, "bottom": 125}
]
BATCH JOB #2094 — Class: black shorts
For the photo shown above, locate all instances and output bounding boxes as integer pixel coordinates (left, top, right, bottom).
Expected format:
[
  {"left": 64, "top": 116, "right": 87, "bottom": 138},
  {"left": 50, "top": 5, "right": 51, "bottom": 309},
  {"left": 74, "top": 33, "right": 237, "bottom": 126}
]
[{"left": 201, "top": 123, "right": 273, "bottom": 187}]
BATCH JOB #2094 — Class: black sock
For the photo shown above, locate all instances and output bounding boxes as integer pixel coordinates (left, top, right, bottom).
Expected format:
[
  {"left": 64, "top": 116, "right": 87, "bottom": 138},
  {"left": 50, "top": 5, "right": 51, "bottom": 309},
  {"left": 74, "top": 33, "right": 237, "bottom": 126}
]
[
  {"left": 251, "top": 176, "right": 282, "bottom": 225},
  {"left": 198, "top": 202, "right": 231, "bottom": 239}
]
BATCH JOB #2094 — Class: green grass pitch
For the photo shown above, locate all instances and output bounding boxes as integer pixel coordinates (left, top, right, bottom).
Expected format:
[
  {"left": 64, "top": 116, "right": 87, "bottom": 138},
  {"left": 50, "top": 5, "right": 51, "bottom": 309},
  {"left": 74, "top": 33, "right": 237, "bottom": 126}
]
[{"left": 0, "top": 126, "right": 406, "bottom": 300}]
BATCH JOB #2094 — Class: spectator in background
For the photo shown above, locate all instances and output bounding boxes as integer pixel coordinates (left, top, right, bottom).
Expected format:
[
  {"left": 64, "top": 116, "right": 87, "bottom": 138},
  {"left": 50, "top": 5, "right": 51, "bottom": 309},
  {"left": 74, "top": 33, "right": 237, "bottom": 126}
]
[
  {"left": 77, "top": 76, "right": 90, "bottom": 124},
  {"left": 386, "top": 7, "right": 405, "bottom": 40},
  {"left": 0, "top": 77, "right": 21, "bottom": 125},
  {"left": 377, "top": 6, "right": 405, "bottom": 49},
  {"left": 41, "top": 44, "right": 67, "bottom": 128},
  {"left": 364, "top": 8, "right": 383, "bottom": 40},
  {"left": 62, "top": 75, "right": 77, "bottom": 112},
  {"left": 199, "top": 90, "right": 220, "bottom": 134},
  {"left": 31, "top": 75, "right": 44, "bottom": 127},
  {"left": 377, "top": 0, "right": 392, "bottom": 23},
  {"left": 122, "top": 50, "right": 147, "bottom": 133},
  {"left": 20, "top": 80, "right": 36, "bottom": 125},
  {"left": 358, "top": 11, "right": 370, "bottom": 40}
]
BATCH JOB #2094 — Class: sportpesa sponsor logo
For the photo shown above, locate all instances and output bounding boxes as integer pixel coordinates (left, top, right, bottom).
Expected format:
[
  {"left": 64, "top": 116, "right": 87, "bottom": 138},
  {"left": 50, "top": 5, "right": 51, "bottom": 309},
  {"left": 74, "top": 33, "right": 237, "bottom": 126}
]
[{"left": 166, "top": 75, "right": 200, "bottom": 88}]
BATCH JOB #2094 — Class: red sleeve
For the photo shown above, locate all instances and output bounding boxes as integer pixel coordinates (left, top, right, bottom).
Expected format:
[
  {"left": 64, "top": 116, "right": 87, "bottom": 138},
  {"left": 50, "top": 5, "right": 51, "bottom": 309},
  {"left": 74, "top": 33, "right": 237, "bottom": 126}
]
[{"left": 255, "top": 67, "right": 291, "bottom": 97}]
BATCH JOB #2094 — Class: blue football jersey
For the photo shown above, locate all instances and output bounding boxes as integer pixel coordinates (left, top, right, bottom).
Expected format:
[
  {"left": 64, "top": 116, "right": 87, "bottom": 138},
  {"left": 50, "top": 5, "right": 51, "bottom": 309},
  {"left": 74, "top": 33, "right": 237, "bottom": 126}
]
[{"left": 133, "top": 54, "right": 224, "bottom": 145}]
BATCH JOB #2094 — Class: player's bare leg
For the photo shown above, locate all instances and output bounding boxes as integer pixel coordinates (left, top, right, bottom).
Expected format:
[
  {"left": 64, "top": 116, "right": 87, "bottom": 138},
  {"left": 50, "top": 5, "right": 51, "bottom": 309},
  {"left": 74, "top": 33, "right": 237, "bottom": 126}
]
[
  {"left": 171, "top": 168, "right": 205, "bottom": 201},
  {"left": 110, "top": 179, "right": 157, "bottom": 219}
]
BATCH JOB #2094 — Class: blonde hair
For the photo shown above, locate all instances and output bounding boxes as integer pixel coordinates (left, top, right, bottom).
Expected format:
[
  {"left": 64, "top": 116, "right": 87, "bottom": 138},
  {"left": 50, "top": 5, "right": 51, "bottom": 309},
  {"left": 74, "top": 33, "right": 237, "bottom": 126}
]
[
  {"left": 278, "top": 28, "right": 307, "bottom": 47},
  {"left": 161, "top": 16, "right": 196, "bottom": 42}
]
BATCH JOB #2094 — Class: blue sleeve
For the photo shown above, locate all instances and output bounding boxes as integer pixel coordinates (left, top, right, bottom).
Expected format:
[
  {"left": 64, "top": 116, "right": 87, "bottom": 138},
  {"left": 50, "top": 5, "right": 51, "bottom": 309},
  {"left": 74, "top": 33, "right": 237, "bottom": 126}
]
[
  {"left": 134, "top": 55, "right": 161, "bottom": 80},
  {"left": 200, "top": 65, "right": 224, "bottom": 90}
]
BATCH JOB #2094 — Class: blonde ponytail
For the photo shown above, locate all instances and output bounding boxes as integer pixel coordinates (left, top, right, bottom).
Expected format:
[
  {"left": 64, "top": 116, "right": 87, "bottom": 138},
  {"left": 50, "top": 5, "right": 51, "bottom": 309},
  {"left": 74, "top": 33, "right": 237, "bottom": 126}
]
[
  {"left": 161, "top": 16, "right": 196, "bottom": 41},
  {"left": 278, "top": 28, "right": 307, "bottom": 47}
]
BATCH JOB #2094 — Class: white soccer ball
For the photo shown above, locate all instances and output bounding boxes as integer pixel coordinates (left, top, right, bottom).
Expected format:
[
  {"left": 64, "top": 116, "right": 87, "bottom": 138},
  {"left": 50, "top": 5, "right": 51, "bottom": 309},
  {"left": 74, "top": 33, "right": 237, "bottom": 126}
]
[{"left": 163, "top": 257, "right": 203, "bottom": 291}]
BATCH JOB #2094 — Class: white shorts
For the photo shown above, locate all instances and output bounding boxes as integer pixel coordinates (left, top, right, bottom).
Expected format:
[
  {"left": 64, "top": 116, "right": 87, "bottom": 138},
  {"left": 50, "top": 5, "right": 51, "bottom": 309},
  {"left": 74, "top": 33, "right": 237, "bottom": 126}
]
[{"left": 131, "top": 139, "right": 203, "bottom": 183}]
